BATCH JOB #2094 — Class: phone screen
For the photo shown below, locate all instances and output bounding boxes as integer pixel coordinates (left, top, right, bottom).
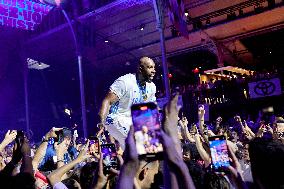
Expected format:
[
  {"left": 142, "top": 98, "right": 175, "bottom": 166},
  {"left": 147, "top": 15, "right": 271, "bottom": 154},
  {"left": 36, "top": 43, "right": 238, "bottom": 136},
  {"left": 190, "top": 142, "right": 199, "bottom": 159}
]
[
  {"left": 131, "top": 102, "right": 163, "bottom": 160},
  {"left": 101, "top": 143, "right": 118, "bottom": 173},
  {"left": 208, "top": 135, "right": 230, "bottom": 170},
  {"left": 89, "top": 136, "right": 99, "bottom": 155}
]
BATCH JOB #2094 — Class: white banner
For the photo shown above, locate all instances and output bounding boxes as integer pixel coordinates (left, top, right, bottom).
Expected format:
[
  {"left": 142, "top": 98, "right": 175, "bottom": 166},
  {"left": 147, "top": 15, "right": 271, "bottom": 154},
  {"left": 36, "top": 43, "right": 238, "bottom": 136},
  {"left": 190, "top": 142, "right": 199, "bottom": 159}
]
[{"left": 248, "top": 78, "right": 282, "bottom": 99}]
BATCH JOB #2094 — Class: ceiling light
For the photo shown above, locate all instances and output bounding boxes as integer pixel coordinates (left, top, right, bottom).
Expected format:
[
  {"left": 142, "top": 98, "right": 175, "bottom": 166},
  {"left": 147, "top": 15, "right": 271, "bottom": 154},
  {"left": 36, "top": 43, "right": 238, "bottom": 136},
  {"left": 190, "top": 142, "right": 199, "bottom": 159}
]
[{"left": 104, "top": 40, "right": 109, "bottom": 43}]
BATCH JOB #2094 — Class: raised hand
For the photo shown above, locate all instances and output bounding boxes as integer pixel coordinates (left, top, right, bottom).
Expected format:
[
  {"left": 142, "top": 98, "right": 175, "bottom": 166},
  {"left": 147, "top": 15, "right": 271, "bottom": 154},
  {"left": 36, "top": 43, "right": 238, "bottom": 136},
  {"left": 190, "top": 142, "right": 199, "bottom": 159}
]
[
  {"left": 198, "top": 105, "right": 205, "bottom": 119},
  {"left": 77, "top": 140, "right": 92, "bottom": 162},
  {"left": 234, "top": 115, "right": 242, "bottom": 123},
  {"left": 45, "top": 127, "right": 63, "bottom": 140},
  {"left": 3, "top": 130, "right": 17, "bottom": 145}
]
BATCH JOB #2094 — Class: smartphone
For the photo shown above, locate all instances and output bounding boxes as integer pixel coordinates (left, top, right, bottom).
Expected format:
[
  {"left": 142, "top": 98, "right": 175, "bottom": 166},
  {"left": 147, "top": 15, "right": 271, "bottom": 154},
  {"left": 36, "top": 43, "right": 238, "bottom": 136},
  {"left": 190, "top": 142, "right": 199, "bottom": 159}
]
[
  {"left": 55, "top": 130, "right": 64, "bottom": 143},
  {"left": 100, "top": 143, "right": 118, "bottom": 174},
  {"left": 131, "top": 102, "right": 163, "bottom": 160},
  {"left": 89, "top": 136, "right": 99, "bottom": 155},
  {"left": 208, "top": 135, "right": 230, "bottom": 171},
  {"left": 74, "top": 130, "right": 78, "bottom": 138},
  {"left": 16, "top": 130, "right": 25, "bottom": 146}
]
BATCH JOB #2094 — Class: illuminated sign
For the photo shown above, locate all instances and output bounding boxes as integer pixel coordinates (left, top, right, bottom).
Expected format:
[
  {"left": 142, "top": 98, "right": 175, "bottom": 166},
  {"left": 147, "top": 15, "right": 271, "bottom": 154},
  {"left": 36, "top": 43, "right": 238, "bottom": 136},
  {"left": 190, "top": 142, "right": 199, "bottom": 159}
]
[{"left": 0, "top": 0, "right": 53, "bottom": 30}]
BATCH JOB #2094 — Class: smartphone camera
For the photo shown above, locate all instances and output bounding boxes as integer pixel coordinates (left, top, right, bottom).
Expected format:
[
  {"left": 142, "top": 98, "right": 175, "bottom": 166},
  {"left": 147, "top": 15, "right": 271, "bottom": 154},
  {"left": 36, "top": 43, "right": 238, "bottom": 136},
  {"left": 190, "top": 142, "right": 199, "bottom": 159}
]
[
  {"left": 101, "top": 143, "right": 118, "bottom": 174},
  {"left": 208, "top": 135, "right": 230, "bottom": 171},
  {"left": 131, "top": 102, "right": 163, "bottom": 161}
]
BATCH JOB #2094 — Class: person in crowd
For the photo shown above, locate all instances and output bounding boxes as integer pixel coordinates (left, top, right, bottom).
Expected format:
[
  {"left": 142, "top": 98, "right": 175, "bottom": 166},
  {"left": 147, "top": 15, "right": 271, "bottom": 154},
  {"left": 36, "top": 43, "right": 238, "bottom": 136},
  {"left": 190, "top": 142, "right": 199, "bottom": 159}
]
[
  {"left": 99, "top": 56, "right": 157, "bottom": 149},
  {"left": 1, "top": 85, "right": 284, "bottom": 189}
]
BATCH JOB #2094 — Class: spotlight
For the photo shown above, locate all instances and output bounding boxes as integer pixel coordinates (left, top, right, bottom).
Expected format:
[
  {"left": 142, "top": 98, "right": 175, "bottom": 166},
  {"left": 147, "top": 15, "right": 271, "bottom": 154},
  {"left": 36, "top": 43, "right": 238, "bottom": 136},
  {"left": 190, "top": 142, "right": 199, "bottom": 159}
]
[
  {"left": 104, "top": 40, "right": 109, "bottom": 43},
  {"left": 184, "top": 10, "right": 189, "bottom": 17}
]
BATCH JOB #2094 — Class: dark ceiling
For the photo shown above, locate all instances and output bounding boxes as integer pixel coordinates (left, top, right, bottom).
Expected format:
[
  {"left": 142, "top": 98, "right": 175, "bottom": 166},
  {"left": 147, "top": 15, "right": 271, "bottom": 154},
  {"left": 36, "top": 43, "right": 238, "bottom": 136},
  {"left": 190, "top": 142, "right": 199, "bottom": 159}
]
[{"left": 241, "top": 28, "right": 284, "bottom": 71}]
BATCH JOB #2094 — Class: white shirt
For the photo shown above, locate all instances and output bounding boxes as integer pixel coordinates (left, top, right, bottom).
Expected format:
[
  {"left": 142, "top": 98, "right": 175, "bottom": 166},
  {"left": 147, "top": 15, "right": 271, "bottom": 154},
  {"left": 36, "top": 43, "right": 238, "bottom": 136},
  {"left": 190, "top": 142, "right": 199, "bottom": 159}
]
[{"left": 106, "top": 73, "right": 156, "bottom": 125}]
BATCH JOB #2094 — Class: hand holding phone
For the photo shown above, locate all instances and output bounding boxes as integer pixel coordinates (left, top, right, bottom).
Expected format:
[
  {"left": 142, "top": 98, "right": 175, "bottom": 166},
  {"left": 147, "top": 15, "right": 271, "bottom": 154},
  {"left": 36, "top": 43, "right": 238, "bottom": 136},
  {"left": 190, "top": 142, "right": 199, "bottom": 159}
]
[
  {"left": 208, "top": 135, "right": 230, "bottom": 171},
  {"left": 101, "top": 143, "right": 119, "bottom": 174},
  {"left": 131, "top": 103, "right": 163, "bottom": 160}
]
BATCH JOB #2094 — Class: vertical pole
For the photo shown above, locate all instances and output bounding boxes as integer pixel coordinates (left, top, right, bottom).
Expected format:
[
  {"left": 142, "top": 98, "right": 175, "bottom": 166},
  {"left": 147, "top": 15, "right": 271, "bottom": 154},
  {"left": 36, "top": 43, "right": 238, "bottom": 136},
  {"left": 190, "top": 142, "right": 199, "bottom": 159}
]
[
  {"left": 61, "top": 9, "right": 88, "bottom": 138},
  {"left": 153, "top": 0, "right": 171, "bottom": 100},
  {"left": 78, "top": 55, "right": 88, "bottom": 138},
  {"left": 23, "top": 58, "right": 30, "bottom": 139}
]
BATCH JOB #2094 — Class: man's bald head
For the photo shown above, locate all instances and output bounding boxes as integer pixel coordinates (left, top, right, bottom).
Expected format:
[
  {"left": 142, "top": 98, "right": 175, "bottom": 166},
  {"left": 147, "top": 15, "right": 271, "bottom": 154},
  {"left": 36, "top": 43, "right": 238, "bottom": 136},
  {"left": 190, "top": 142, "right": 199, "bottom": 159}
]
[
  {"left": 139, "top": 57, "right": 155, "bottom": 67},
  {"left": 138, "top": 57, "right": 156, "bottom": 82}
]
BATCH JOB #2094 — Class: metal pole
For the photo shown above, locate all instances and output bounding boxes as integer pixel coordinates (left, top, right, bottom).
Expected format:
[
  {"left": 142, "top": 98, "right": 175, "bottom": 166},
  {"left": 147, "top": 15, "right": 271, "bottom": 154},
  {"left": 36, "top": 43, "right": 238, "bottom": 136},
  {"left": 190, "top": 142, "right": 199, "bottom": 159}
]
[
  {"left": 61, "top": 9, "right": 88, "bottom": 138},
  {"left": 23, "top": 57, "right": 30, "bottom": 139},
  {"left": 153, "top": 0, "right": 171, "bottom": 100}
]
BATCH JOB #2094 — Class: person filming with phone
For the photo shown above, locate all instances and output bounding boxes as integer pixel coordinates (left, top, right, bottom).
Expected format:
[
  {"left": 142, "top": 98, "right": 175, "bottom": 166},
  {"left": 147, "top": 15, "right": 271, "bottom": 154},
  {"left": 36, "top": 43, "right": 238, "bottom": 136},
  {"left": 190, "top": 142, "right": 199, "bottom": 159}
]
[{"left": 99, "top": 57, "right": 157, "bottom": 150}]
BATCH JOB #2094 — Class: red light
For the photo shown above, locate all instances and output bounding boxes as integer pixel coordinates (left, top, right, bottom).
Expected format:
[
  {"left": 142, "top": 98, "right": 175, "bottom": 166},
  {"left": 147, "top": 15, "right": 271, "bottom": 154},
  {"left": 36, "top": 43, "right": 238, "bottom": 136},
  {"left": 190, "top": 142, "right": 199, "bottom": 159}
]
[
  {"left": 168, "top": 73, "right": 173, "bottom": 78},
  {"left": 140, "top": 106, "right": 148, "bottom": 110},
  {"left": 193, "top": 68, "right": 199, "bottom": 74}
]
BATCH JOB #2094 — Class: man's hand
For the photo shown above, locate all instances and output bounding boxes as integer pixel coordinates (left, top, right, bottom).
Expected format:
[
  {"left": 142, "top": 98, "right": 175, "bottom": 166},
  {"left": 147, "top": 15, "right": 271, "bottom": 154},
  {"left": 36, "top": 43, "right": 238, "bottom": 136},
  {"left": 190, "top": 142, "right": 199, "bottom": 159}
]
[
  {"left": 198, "top": 105, "right": 205, "bottom": 119},
  {"left": 163, "top": 94, "right": 181, "bottom": 138},
  {"left": 234, "top": 116, "right": 242, "bottom": 123},
  {"left": 123, "top": 126, "right": 139, "bottom": 166},
  {"left": 3, "top": 130, "right": 17, "bottom": 145},
  {"left": 21, "top": 138, "right": 31, "bottom": 156},
  {"left": 216, "top": 117, "right": 222, "bottom": 124},
  {"left": 77, "top": 140, "right": 91, "bottom": 162},
  {"left": 45, "top": 127, "right": 63, "bottom": 140}
]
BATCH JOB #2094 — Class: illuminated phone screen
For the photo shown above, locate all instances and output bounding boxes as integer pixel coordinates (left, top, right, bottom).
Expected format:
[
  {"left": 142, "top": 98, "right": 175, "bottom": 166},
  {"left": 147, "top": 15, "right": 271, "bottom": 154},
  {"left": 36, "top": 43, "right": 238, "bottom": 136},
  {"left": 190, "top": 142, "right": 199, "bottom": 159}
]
[
  {"left": 131, "top": 103, "right": 163, "bottom": 157},
  {"left": 89, "top": 139, "right": 99, "bottom": 155},
  {"left": 209, "top": 136, "right": 230, "bottom": 169},
  {"left": 101, "top": 144, "right": 118, "bottom": 171}
]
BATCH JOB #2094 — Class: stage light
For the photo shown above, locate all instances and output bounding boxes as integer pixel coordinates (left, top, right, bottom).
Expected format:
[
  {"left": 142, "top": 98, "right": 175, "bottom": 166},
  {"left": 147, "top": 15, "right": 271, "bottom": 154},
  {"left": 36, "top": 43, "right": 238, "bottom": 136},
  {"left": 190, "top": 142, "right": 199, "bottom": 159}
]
[
  {"left": 140, "top": 24, "right": 145, "bottom": 31},
  {"left": 168, "top": 73, "right": 173, "bottom": 78},
  {"left": 104, "top": 40, "right": 109, "bottom": 43},
  {"left": 184, "top": 10, "right": 189, "bottom": 17},
  {"left": 193, "top": 68, "right": 199, "bottom": 74}
]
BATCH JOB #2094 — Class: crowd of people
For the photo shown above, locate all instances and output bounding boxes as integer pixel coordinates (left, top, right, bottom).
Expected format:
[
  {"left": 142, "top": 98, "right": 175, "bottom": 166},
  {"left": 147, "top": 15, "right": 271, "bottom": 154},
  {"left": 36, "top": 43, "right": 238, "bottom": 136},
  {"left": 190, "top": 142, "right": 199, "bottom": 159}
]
[
  {"left": 1, "top": 56, "right": 283, "bottom": 189},
  {"left": 0, "top": 95, "right": 283, "bottom": 189}
]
